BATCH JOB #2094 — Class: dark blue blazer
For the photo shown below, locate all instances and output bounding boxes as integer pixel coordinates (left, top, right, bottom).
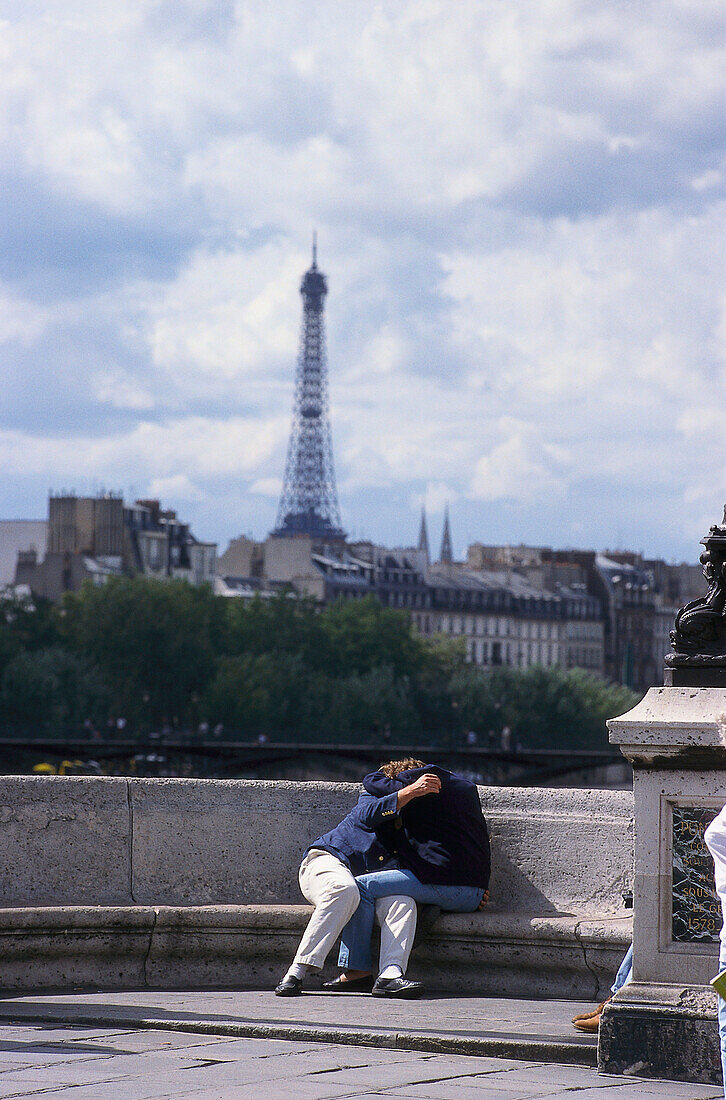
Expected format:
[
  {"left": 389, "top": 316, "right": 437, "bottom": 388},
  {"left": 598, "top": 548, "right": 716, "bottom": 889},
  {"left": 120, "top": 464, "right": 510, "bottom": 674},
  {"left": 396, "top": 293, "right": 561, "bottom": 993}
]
[
  {"left": 363, "top": 765, "right": 491, "bottom": 889},
  {"left": 306, "top": 790, "right": 400, "bottom": 877}
]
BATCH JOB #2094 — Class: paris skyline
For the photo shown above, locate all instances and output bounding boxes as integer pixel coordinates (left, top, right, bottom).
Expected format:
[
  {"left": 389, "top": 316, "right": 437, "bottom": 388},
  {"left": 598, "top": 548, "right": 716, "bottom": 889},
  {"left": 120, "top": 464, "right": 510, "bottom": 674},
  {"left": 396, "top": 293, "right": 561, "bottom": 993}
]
[{"left": 1, "top": 2, "right": 726, "bottom": 562}]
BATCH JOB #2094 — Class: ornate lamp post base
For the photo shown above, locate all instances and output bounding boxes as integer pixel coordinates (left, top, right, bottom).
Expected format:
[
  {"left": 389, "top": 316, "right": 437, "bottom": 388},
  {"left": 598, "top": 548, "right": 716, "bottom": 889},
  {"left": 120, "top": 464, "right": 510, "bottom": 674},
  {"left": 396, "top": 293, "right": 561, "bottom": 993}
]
[{"left": 603, "top": 509, "right": 726, "bottom": 1085}]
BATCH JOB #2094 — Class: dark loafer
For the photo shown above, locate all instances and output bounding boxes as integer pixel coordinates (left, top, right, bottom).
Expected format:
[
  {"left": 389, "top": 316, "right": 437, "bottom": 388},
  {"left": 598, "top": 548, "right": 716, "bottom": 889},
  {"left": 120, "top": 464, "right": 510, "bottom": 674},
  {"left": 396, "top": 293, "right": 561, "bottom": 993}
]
[
  {"left": 322, "top": 975, "right": 374, "bottom": 993},
  {"left": 274, "top": 976, "right": 303, "bottom": 996},
  {"left": 371, "top": 976, "right": 424, "bottom": 998}
]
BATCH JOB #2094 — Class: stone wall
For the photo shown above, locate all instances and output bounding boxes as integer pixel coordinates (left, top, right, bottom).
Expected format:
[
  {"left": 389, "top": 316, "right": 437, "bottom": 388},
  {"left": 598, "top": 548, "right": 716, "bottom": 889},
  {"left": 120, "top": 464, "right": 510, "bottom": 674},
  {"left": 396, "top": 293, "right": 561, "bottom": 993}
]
[
  {"left": 0, "top": 776, "right": 633, "bottom": 915},
  {"left": 0, "top": 777, "right": 634, "bottom": 997}
]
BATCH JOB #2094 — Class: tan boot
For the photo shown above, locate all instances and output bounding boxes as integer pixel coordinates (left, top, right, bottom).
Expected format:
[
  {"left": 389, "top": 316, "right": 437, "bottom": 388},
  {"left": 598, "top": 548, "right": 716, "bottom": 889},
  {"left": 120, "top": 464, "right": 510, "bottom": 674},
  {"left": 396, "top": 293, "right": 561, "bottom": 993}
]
[
  {"left": 572, "top": 998, "right": 611, "bottom": 1032},
  {"left": 571, "top": 998, "right": 610, "bottom": 1027}
]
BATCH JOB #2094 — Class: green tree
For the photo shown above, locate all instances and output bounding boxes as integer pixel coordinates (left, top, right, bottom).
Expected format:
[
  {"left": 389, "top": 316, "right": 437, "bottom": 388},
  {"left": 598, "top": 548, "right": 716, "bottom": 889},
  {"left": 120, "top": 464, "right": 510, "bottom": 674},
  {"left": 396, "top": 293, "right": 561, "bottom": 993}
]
[
  {"left": 319, "top": 596, "right": 427, "bottom": 679},
  {"left": 222, "top": 593, "right": 329, "bottom": 667},
  {"left": 449, "top": 664, "right": 639, "bottom": 751},
  {"left": 1, "top": 647, "right": 108, "bottom": 734},
  {"left": 316, "top": 665, "right": 421, "bottom": 742},
  {"left": 59, "top": 577, "right": 222, "bottom": 727},
  {"left": 0, "top": 589, "right": 59, "bottom": 679},
  {"left": 204, "top": 650, "right": 309, "bottom": 736}
]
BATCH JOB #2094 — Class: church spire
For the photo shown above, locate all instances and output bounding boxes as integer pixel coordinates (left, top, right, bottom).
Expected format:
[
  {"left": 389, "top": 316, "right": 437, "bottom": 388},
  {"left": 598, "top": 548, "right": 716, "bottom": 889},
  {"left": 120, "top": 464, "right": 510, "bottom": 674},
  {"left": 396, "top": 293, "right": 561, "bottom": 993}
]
[
  {"left": 439, "top": 505, "right": 453, "bottom": 564},
  {"left": 417, "top": 505, "right": 430, "bottom": 565}
]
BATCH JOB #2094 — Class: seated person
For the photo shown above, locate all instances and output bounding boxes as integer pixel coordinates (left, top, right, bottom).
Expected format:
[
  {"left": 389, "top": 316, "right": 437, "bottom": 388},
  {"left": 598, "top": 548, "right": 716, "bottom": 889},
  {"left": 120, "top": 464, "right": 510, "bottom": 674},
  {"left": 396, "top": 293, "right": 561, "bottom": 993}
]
[
  {"left": 275, "top": 771, "right": 442, "bottom": 998},
  {"left": 333, "top": 759, "right": 491, "bottom": 995}
]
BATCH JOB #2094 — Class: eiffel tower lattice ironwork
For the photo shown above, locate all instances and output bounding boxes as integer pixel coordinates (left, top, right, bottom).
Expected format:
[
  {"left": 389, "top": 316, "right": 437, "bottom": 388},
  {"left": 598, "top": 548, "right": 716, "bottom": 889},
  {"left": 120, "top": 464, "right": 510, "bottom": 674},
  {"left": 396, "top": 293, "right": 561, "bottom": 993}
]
[{"left": 273, "top": 236, "right": 345, "bottom": 539}]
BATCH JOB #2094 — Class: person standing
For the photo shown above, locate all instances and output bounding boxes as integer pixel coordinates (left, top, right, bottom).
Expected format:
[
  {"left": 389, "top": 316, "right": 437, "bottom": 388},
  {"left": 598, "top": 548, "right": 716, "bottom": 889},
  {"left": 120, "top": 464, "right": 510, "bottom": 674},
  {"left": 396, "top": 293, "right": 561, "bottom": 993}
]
[
  {"left": 571, "top": 943, "right": 633, "bottom": 1032},
  {"left": 705, "top": 804, "right": 726, "bottom": 1097}
]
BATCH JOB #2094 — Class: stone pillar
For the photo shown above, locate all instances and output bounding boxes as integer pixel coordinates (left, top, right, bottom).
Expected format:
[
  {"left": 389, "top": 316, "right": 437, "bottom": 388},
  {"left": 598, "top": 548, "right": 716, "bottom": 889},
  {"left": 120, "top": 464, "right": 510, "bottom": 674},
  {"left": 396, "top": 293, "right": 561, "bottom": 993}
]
[{"left": 602, "top": 689, "right": 725, "bottom": 1084}]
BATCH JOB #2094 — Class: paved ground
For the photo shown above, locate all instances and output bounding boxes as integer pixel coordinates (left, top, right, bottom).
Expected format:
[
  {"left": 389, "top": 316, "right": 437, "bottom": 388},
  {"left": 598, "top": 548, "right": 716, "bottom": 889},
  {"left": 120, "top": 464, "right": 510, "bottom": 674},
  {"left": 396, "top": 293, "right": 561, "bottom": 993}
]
[
  {"left": 0, "top": 989, "right": 600, "bottom": 1064},
  {"left": 0, "top": 990, "right": 720, "bottom": 1098},
  {"left": 0, "top": 1024, "right": 721, "bottom": 1099}
]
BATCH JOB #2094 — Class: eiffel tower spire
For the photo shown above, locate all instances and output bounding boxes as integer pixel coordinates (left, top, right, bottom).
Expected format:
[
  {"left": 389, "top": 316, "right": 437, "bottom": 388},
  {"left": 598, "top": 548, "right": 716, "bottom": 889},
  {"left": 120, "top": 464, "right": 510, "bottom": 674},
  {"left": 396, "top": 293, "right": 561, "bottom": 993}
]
[{"left": 273, "top": 237, "right": 344, "bottom": 539}]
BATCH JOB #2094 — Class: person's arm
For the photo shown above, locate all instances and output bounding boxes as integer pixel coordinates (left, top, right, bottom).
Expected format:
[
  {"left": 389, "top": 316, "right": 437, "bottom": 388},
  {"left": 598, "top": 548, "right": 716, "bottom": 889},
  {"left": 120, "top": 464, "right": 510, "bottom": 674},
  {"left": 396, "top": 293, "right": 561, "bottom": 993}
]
[
  {"left": 363, "top": 770, "right": 402, "bottom": 797},
  {"left": 356, "top": 774, "right": 441, "bottom": 826},
  {"left": 354, "top": 791, "right": 401, "bottom": 828},
  {"left": 705, "top": 806, "right": 726, "bottom": 868},
  {"left": 363, "top": 765, "right": 445, "bottom": 799},
  {"left": 396, "top": 772, "right": 441, "bottom": 809}
]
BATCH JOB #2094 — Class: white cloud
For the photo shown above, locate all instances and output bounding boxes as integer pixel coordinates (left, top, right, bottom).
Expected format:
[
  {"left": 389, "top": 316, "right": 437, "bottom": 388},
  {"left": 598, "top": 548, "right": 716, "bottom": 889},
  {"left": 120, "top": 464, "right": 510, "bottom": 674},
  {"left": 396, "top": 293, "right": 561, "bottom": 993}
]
[
  {"left": 0, "top": 416, "right": 286, "bottom": 482},
  {"left": 470, "top": 419, "right": 571, "bottom": 503},
  {"left": 410, "top": 482, "right": 458, "bottom": 516},
  {"left": 0, "top": 292, "right": 49, "bottom": 344},
  {"left": 1, "top": 1, "right": 726, "bottom": 557},
  {"left": 146, "top": 473, "right": 203, "bottom": 502},
  {"left": 145, "top": 241, "right": 300, "bottom": 392},
  {"left": 93, "top": 373, "right": 155, "bottom": 411},
  {"left": 692, "top": 169, "right": 723, "bottom": 192},
  {"left": 249, "top": 477, "right": 282, "bottom": 497}
]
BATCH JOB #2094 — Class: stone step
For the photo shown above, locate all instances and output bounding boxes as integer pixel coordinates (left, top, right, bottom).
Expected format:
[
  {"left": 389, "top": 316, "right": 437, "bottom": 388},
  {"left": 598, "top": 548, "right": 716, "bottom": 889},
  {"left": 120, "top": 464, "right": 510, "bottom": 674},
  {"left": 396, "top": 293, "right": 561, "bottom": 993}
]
[{"left": 0, "top": 990, "right": 598, "bottom": 1068}]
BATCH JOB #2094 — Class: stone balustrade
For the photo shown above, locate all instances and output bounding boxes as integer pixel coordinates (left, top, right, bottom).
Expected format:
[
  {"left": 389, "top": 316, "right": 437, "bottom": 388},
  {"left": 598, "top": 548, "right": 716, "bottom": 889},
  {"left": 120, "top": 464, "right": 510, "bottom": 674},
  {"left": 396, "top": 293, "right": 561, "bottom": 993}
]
[{"left": 0, "top": 776, "right": 633, "bottom": 997}]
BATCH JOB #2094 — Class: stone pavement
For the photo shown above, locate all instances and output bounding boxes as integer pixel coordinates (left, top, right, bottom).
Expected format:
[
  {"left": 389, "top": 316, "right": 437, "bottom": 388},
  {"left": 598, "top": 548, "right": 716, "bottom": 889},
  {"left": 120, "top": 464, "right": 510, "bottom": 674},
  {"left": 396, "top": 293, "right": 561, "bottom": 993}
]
[
  {"left": 0, "top": 989, "right": 721, "bottom": 1097},
  {"left": 0, "top": 1023, "right": 721, "bottom": 1099},
  {"left": 0, "top": 989, "right": 600, "bottom": 1065}
]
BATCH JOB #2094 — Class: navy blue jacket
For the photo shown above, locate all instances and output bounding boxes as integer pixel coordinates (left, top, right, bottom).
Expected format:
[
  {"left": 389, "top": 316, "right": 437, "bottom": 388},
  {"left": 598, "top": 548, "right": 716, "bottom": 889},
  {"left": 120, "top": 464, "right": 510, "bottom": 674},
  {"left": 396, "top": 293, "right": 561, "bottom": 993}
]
[
  {"left": 363, "top": 765, "right": 490, "bottom": 889},
  {"left": 306, "top": 790, "right": 400, "bottom": 877}
]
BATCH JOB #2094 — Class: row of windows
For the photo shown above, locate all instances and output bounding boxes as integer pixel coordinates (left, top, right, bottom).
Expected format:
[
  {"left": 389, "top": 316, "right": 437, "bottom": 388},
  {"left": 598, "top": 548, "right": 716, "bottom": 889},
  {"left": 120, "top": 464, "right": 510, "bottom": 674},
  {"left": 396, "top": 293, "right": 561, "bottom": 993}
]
[
  {"left": 465, "top": 639, "right": 563, "bottom": 668},
  {"left": 415, "top": 613, "right": 603, "bottom": 643},
  {"left": 377, "top": 581, "right": 598, "bottom": 620},
  {"left": 566, "top": 621, "right": 603, "bottom": 640},
  {"left": 332, "top": 581, "right": 601, "bottom": 625},
  {"left": 567, "top": 646, "right": 602, "bottom": 669},
  {"left": 464, "top": 638, "right": 604, "bottom": 671}
]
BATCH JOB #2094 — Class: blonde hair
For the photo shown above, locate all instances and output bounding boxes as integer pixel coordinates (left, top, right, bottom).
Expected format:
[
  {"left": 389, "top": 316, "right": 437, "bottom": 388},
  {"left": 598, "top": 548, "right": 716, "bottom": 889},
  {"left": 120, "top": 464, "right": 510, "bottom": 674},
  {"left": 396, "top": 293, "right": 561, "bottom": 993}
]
[{"left": 379, "top": 758, "right": 426, "bottom": 779}]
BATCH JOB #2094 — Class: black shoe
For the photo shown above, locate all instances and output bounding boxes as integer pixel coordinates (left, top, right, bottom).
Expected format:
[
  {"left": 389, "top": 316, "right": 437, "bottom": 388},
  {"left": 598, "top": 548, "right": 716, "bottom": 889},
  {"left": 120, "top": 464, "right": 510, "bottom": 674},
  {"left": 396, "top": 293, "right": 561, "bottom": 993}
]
[
  {"left": 322, "top": 975, "right": 374, "bottom": 993},
  {"left": 275, "top": 976, "right": 303, "bottom": 996},
  {"left": 371, "top": 976, "right": 424, "bottom": 998}
]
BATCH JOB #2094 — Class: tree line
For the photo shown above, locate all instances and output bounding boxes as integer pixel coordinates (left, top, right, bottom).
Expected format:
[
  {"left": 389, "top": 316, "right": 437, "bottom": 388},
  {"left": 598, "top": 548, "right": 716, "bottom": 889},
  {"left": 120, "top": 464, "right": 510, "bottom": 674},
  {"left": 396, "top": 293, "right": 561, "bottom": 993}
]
[{"left": 0, "top": 578, "right": 638, "bottom": 749}]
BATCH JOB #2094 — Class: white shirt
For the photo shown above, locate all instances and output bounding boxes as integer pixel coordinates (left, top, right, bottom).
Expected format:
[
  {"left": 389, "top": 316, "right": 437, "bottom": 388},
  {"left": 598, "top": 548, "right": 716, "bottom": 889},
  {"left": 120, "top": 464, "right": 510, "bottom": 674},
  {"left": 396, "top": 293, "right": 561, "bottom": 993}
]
[{"left": 705, "top": 806, "right": 726, "bottom": 943}]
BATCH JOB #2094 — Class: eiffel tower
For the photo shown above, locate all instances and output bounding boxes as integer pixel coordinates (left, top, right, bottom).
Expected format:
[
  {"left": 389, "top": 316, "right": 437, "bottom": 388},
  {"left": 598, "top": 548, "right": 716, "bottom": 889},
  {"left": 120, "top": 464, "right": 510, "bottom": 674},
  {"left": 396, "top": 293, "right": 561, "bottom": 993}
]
[{"left": 273, "top": 236, "right": 345, "bottom": 540}]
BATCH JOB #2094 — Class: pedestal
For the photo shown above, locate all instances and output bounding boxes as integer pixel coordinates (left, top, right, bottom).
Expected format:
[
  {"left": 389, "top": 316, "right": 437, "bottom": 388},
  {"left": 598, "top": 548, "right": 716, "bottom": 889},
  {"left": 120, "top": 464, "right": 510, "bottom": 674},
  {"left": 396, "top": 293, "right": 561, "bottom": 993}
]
[{"left": 603, "top": 687, "right": 726, "bottom": 1085}]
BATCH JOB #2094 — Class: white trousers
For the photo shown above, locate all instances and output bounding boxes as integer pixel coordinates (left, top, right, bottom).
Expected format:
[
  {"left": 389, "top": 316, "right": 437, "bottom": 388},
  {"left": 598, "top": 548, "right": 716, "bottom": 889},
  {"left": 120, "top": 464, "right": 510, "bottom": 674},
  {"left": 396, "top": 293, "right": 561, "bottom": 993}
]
[{"left": 294, "top": 849, "right": 417, "bottom": 973}]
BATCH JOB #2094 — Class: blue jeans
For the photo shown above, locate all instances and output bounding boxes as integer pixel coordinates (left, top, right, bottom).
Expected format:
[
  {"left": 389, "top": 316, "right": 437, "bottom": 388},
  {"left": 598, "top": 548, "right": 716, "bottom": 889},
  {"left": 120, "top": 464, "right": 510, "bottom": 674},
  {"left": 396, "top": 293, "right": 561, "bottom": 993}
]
[
  {"left": 611, "top": 943, "right": 633, "bottom": 995},
  {"left": 719, "top": 940, "right": 726, "bottom": 1099},
  {"left": 337, "top": 868, "right": 484, "bottom": 972}
]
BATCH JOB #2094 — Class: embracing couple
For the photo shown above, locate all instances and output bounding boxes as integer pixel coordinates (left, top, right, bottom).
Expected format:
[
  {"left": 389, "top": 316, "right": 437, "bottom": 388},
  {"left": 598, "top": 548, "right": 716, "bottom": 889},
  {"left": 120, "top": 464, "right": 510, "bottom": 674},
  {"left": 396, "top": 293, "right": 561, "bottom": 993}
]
[{"left": 275, "top": 758, "right": 491, "bottom": 999}]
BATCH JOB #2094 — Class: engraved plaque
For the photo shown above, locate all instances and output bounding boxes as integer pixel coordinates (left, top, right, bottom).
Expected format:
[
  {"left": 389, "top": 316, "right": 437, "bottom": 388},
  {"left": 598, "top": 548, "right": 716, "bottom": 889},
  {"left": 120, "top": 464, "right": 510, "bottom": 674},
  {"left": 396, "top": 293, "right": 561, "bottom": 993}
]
[{"left": 672, "top": 806, "right": 721, "bottom": 943}]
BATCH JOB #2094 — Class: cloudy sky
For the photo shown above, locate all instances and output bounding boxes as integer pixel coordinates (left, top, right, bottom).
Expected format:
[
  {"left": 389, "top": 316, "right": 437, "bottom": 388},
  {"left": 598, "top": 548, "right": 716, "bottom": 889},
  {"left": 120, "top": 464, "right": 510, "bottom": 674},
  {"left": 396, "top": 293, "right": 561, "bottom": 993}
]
[{"left": 2, "top": 1, "right": 726, "bottom": 562}]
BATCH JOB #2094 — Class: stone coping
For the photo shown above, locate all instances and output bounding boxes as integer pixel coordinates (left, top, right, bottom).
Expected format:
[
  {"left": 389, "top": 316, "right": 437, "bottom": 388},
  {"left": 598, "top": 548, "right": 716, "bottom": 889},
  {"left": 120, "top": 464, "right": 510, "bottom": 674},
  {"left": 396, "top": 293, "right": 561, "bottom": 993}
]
[
  {"left": 0, "top": 776, "right": 634, "bottom": 915},
  {"left": 0, "top": 903, "right": 631, "bottom": 1001}
]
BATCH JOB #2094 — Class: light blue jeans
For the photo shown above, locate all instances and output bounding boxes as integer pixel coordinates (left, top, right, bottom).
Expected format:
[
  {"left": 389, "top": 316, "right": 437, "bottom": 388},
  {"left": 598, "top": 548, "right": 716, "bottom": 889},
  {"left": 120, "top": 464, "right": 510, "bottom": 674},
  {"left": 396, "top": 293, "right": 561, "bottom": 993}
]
[
  {"left": 719, "top": 940, "right": 726, "bottom": 1099},
  {"left": 337, "top": 868, "right": 484, "bottom": 972},
  {"left": 611, "top": 943, "right": 633, "bottom": 995}
]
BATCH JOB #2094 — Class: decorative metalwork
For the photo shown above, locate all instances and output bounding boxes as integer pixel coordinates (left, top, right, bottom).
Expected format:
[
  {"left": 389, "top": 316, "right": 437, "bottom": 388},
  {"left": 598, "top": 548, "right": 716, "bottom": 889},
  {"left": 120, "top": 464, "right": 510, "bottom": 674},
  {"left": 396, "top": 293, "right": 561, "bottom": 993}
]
[
  {"left": 668, "top": 505, "right": 726, "bottom": 662},
  {"left": 273, "top": 235, "right": 345, "bottom": 540}
]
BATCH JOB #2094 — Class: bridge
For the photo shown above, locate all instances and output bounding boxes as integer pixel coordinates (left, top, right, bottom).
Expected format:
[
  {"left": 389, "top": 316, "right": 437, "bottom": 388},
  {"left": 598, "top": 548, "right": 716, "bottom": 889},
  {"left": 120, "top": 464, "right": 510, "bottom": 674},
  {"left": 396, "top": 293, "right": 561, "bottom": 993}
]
[{"left": 0, "top": 733, "right": 625, "bottom": 784}]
